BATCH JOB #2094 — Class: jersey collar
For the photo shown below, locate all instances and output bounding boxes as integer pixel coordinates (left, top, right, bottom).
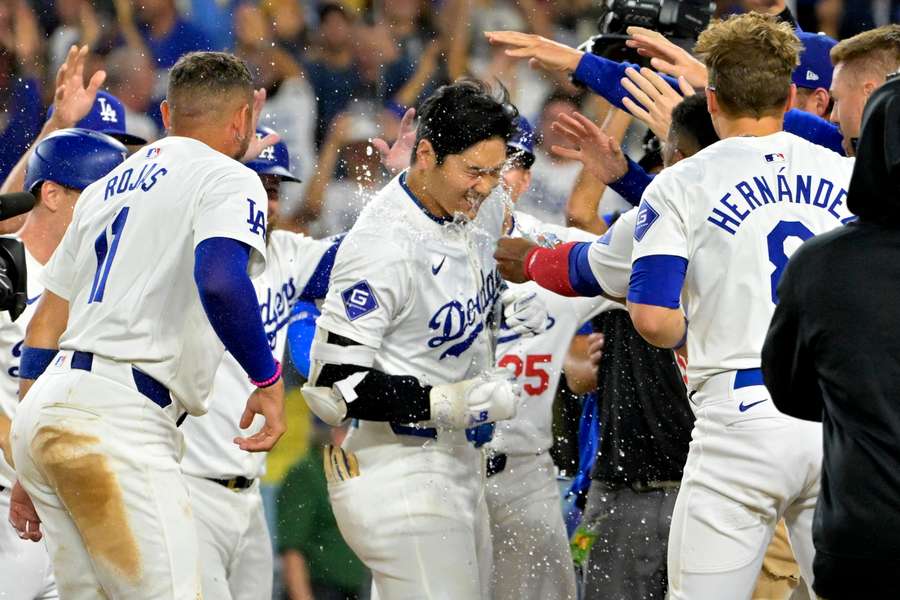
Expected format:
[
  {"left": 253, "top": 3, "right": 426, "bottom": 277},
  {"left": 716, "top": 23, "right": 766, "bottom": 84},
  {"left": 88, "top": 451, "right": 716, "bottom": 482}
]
[{"left": 399, "top": 171, "right": 453, "bottom": 225}]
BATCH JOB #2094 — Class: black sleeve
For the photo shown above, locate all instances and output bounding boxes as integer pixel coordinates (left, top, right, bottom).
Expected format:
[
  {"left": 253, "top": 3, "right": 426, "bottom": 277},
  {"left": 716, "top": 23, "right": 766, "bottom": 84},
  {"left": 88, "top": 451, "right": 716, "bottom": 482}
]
[
  {"left": 315, "top": 333, "right": 432, "bottom": 423},
  {"left": 762, "top": 259, "right": 824, "bottom": 422},
  {"left": 775, "top": 6, "right": 799, "bottom": 29}
]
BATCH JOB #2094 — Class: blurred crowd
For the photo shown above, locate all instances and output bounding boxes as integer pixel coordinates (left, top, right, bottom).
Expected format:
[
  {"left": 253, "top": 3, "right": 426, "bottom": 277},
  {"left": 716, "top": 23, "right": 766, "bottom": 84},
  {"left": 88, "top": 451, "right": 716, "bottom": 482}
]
[{"left": 0, "top": 1, "right": 897, "bottom": 599}]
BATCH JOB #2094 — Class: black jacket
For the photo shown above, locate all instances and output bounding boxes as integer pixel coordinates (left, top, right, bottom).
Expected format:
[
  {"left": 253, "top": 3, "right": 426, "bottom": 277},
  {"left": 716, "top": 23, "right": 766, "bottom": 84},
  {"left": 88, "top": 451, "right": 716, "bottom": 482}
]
[{"left": 762, "top": 75, "right": 900, "bottom": 598}]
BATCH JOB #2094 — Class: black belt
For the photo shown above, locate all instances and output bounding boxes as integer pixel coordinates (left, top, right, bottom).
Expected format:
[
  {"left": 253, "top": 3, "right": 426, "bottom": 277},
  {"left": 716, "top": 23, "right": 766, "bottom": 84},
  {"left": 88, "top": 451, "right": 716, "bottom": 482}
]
[
  {"left": 71, "top": 351, "right": 178, "bottom": 418},
  {"left": 208, "top": 476, "right": 255, "bottom": 490},
  {"left": 486, "top": 452, "right": 507, "bottom": 478}
]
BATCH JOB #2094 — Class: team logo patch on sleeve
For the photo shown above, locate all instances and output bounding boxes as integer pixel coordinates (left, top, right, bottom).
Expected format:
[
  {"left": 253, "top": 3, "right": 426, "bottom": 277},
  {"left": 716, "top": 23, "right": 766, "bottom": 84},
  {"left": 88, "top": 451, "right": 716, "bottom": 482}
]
[
  {"left": 634, "top": 203, "right": 659, "bottom": 242},
  {"left": 342, "top": 281, "right": 379, "bottom": 321}
]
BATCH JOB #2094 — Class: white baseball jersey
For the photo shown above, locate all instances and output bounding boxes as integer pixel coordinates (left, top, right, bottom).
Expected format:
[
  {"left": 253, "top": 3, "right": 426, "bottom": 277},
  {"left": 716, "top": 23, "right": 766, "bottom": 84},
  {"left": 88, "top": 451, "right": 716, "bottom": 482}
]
[
  {"left": 490, "top": 211, "right": 616, "bottom": 456},
  {"left": 317, "top": 171, "right": 502, "bottom": 389},
  {"left": 0, "top": 245, "right": 44, "bottom": 488},
  {"left": 180, "top": 231, "right": 338, "bottom": 479},
  {"left": 588, "top": 206, "right": 638, "bottom": 299},
  {"left": 41, "top": 136, "right": 268, "bottom": 415},
  {"left": 631, "top": 131, "right": 854, "bottom": 386}
]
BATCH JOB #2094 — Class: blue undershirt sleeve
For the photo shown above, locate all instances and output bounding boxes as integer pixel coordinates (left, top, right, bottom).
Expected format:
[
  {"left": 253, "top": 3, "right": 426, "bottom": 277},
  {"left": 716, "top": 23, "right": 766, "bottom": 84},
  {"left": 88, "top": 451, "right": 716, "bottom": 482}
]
[
  {"left": 627, "top": 255, "right": 688, "bottom": 308},
  {"left": 610, "top": 158, "right": 655, "bottom": 207},
  {"left": 194, "top": 237, "right": 277, "bottom": 382},
  {"left": 573, "top": 54, "right": 680, "bottom": 112},
  {"left": 569, "top": 242, "right": 605, "bottom": 297}
]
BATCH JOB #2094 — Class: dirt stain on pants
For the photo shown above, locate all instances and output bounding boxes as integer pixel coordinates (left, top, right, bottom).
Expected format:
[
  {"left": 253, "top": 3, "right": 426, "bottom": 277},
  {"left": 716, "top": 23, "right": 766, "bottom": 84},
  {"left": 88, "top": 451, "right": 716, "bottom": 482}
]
[{"left": 31, "top": 426, "right": 143, "bottom": 585}]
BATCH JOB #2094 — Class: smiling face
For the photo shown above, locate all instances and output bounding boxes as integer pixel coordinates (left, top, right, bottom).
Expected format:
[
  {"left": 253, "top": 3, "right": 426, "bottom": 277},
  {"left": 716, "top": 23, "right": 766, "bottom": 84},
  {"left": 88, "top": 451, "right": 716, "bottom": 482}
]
[{"left": 429, "top": 138, "right": 508, "bottom": 220}]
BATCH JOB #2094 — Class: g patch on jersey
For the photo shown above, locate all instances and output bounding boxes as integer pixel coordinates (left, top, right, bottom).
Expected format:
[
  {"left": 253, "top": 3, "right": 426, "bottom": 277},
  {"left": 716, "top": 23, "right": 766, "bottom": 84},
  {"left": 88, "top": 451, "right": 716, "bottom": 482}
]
[
  {"left": 634, "top": 203, "right": 659, "bottom": 242},
  {"left": 342, "top": 281, "right": 379, "bottom": 321}
]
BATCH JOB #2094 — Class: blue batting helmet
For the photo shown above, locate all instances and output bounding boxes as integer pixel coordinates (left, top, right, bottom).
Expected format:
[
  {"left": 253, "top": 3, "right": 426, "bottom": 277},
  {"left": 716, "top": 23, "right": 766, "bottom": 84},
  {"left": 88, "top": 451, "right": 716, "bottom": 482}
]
[
  {"left": 25, "top": 128, "right": 128, "bottom": 195},
  {"left": 507, "top": 116, "right": 536, "bottom": 168},
  {"left": 244, "top": 127, "right": 302, "bottom": 183}
]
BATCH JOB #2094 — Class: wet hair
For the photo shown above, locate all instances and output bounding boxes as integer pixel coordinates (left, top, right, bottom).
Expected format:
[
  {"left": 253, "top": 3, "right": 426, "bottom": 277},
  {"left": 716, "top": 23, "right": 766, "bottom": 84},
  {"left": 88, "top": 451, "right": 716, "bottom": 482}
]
[
  {"left": 670, "top": 93, "right": 719, "bottom": 155},
  {"left": 412, "top": 79, "right": 519, "bottom": 165},
  {"left": 166, "top": 51, "right": 253, "bottom": 122},
  {"left": 694, "top": 13, "right": 801, "bottom": 118}
]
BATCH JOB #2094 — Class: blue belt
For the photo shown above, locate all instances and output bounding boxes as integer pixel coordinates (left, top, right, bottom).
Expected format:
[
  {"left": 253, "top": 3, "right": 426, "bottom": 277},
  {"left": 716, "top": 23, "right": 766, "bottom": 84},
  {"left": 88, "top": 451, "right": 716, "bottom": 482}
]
[
  {"left": 389, "top": 422, "right": 495, "bottom": 448},
  {"left": 734, "top": 368, "right": 764, "bottom": 389},
  {"left": 71, "top": 351, "right": 174, "bottom": 411}
]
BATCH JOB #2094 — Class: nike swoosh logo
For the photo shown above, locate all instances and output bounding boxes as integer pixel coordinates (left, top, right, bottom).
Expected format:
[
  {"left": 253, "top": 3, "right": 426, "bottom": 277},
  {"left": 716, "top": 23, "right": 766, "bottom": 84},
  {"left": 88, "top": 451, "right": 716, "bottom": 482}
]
[
  {"left": 25, "top": 294, "right": 41, "bottom": 305},
  {"left": 738, "top": 399, "right": 768, "bottom": 412},
  {"left": 431, "top": 256, "right": 446, "bottom": 275}
]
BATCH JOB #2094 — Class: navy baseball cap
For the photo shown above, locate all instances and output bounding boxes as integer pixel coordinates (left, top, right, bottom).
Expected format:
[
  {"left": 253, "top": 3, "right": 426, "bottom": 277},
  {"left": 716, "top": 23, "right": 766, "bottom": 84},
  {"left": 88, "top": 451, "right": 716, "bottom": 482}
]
[
  {"left": 25, "top": 128, "right": 128, "bottom": 194},
  {"left": 47, "top": 91, "right": 147, "bottom": 146},
  {"left": 793, "top": 32, "right": 838, "bottom": 91},
  {"left": 244, "top": 127, "right": 302, "bottom": 183},
  {"left": 507, "top": 116, "right": 536, "bottom": 168}
]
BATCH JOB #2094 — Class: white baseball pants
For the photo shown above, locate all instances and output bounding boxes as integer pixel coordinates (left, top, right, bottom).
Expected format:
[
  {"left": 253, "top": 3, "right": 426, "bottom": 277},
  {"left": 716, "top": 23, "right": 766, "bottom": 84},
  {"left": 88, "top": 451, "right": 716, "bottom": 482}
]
[{"left": 0, "top": 488, "right": 58, "bottom": 599}]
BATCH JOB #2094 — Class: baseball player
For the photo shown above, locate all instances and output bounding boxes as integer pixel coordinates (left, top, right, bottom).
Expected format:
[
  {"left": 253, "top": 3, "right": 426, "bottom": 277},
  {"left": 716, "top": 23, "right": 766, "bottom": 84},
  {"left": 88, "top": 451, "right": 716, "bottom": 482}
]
[
  {"left": 0, "top": 128, "right": 127, "bottom": 600},
  {"left": 0, "top": 45, "right": 147, "bottom": 235},
  {"left": 8, "top": 52, "right": 285, "bottom": 599},
  {"left": 178, "top": 130, "right": 341, "bottom": 600},
  {"left": 300, "top": 80, "right": 550, "bottom": 599},
  {"left": 624, "top": 15, "right": 854, "bottom": 599},
  {"left": 485, "top": 118, "right": 615, "bottom": 600}
]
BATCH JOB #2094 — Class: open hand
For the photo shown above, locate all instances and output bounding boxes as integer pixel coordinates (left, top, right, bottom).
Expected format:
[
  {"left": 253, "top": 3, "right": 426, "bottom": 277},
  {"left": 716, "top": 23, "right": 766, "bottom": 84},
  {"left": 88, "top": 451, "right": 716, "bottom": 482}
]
[
  {"left": 8, "top": 481, "right": 42, "bottom": 542},
  {"left": 625, "top": 27, "right": 708, "bottom": 88},
  {"left": 485, "top": 31, "right": 583, "bottom": 74},
  {"left": 550, "top": 112, "right": 628, "bottom": 184},
  {"left": 235, "top": 378, "right": 286, "bottom": 452},
  {"left": 242, "top": 88, "right": 281, "bottom": 162},
  {"left": 372, "top": 107, "right": 416, "bottom": 175},
  {"left": 621, "top": 67, "right": 695, "bottom": 140},
  {"left": 48, "top": 45, "right": 106, "bottom": 129}
]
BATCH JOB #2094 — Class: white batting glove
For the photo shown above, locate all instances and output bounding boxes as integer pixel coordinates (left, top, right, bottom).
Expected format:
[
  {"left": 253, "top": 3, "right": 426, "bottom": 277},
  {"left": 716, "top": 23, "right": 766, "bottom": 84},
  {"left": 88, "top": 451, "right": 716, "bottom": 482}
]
[
  {"left": 501, "top": 288, "right": 549, "bottom": 337},
  {"left": 429, "top": 367, "right": 522, "bottom": 430}
]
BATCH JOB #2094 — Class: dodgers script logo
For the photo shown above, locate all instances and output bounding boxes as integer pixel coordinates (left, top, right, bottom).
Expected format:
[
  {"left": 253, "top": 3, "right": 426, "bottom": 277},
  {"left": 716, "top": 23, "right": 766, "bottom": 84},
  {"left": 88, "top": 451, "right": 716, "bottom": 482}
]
[
  {"left": 427, "top": 269, "right": 501, "bottom": 359},
  {"left": 260, "top": 278, "right": 298, "bottom": 350}
]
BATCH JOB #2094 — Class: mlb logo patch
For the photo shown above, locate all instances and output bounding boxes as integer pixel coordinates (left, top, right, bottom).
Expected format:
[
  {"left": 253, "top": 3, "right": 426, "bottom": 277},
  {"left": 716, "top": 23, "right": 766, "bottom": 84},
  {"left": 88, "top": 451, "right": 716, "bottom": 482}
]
[
  {"left": 146, "top": 147, "right": 161, "bottom": 158},
  {"left": 765, "top": 152, "right": 785, "bottom": 164},
  {"left": 634, "top": 203, "right": 659, "bottom": 242},
  {"left": 342, "top": 281, "right": 379, "bottom": 321}
]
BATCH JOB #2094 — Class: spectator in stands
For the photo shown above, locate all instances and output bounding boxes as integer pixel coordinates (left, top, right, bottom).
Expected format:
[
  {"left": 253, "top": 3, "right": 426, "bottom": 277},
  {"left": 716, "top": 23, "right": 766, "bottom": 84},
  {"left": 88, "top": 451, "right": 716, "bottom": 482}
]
[
  {"left": 298, "top": 110, "right": 386, "bottom": 238},
  {"left": 303, "top": 3, "right": 365, "bottom": 146},
  {"left": 518, "top": 92, "right": 585, "bottom": 226},
  {"left": 104, "top": 46, "right": 160, "bottom": 142},
  {"left": 278, "top": 421, "right": 369, "bottom": 600},
  {"left": 0, "top": 0, "right": 44, "bottom": 183}
]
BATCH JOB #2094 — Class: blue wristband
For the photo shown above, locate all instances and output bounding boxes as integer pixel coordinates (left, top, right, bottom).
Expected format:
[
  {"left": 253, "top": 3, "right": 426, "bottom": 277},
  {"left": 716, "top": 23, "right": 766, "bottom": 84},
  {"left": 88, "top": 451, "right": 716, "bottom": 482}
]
[{"left": 20, "top": 346, "right": 58, "bottom": 380}]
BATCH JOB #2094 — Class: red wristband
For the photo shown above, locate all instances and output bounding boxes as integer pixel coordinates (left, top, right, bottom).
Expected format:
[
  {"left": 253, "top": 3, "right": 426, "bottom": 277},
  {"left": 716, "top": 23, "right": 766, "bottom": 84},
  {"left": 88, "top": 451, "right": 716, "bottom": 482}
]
[
  {"left": 523, "top": 242, "right": 579, "bottom": 297},
  {"left": 250, "top": 361, "right": 282, "bottom": 388}
]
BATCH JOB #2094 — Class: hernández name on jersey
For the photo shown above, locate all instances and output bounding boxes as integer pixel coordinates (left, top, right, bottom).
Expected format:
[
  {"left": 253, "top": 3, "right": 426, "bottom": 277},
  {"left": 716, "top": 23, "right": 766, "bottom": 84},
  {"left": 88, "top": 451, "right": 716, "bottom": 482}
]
[{"left": 706, "top": 167, "right": 853, "bottom": 235}]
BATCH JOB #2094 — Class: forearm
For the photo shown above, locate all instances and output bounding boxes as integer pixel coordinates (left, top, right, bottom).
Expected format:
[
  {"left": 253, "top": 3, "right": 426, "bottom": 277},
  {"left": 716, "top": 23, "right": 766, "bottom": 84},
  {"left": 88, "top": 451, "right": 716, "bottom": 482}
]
[
  {"left": 627, "top": 302, "right": 686, "bottom": 348},
  {"left": 315, "top": 361, "right": 432, "bottom": 422},
  {"left": 281, "top": 550, "right": 314, "bottom": 600},
  {"left": 565, "top": 169, "right": 608, "bottom": 234},
  {"left": 609, "top": 158, "right": 654, "bottom": 207},
  {"left": 20, "top": 291, "right": 70, "bottom": 398},
  {"left": 564, "top": 335, "right": 598, "bottom": 395},
  {"left": 194, "top": 238, "right": 277, "bottom": 382},
  {"left": 525, "top": 242, "right": 604, "bottom": 297},
  {"left": 573, "top": 53, "right": 679, "bottom": 113}
]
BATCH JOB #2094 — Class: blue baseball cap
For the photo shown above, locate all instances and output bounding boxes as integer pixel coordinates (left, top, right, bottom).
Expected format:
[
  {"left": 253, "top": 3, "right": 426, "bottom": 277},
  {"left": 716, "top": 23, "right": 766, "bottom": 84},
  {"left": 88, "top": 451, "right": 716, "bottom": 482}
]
[
  {"left": 47, "top": 91, "right": 147, "bottom": 146},
  {"left": 793, "top": 32, "right": 838, "bottom": 91},
  {"left": 244, "top": 127, "right": 302, "bottom": 183},
  {"left": 507, "top": 116, "right": 536, "bottom": 167}
]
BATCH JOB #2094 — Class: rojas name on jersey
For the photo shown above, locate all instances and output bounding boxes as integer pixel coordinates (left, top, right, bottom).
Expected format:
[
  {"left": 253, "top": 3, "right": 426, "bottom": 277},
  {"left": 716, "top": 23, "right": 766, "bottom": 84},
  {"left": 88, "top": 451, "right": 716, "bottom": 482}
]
[{"left": 428, "top": 268, "right": 502, "bottom": 359}]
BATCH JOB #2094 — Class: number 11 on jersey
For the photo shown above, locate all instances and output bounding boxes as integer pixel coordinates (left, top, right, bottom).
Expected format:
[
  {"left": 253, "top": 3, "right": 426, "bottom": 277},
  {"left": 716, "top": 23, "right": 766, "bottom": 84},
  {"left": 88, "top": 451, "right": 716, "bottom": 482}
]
[{"left": 88, "top": 207, "right": 130, "bottom": 304}]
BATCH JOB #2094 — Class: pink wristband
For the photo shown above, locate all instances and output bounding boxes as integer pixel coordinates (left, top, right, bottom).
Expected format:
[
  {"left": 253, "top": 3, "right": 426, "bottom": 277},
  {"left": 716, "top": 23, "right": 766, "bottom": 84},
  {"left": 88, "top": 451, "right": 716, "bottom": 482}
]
[{"left": 251, "top": 361, "right": 282, "bottom": 388}]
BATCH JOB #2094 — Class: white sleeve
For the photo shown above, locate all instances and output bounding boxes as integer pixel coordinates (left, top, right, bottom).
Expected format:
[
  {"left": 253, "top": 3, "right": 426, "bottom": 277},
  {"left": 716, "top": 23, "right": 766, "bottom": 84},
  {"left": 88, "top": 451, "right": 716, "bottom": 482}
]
[
  {"left": 193, "top": 166, "right": 269, "bottom": 277},
  {"left": 588, "top": 207, "right": 637, "bottom": 299},
  {"left": 41, "top": 214, "right": 81, "bottom": 300},
  {"left": 315, "top": 231, "right": 411, "bottom": 349},
  {"left": 630, "top": 170, "right": 691, "bottom": 263},
  {"left": 271, "top": 232, "right": 339, "bottom": 300}
]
